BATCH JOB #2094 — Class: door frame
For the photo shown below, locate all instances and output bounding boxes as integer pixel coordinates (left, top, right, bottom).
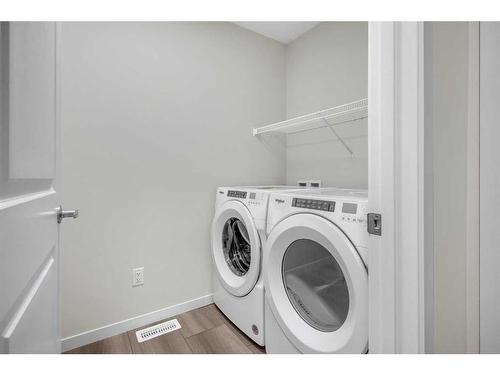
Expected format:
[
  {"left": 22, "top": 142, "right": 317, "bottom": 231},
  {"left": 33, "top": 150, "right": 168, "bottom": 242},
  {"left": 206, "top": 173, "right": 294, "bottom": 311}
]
[
  {"left": 465, "top": 21, "right": 479, "bottom": 354},
  {"left": 369, "top": 21, "right": 481, "bottom": 354},
  {"left": 368, "top": 22, "right": 426, "bottom": 353},
  {"left": 55, "top": 21, "right": 62, "bottom": 353}
]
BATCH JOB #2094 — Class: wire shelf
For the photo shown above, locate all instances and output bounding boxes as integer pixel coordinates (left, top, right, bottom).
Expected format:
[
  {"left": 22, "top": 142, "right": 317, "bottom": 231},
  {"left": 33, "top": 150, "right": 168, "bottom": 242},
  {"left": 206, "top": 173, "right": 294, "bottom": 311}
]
[{"left": 252, "top": 98, "right": 368, "bottom": 136}]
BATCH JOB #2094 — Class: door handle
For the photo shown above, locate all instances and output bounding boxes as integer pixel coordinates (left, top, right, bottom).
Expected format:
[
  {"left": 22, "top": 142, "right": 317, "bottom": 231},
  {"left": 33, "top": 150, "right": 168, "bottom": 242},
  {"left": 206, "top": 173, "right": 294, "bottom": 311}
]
[{"left": 57, "top": 206, "right": 79, "bottom": 223}]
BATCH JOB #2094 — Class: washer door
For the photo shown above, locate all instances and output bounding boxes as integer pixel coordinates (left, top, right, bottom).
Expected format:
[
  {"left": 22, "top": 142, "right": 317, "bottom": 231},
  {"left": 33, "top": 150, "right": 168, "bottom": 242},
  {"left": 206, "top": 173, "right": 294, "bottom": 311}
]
[
  {"left": 211, "top": 200, "right": 261, "bottom": 297},
  {"left": 264, "top": 213, "right": 368, "bottom": 353}
]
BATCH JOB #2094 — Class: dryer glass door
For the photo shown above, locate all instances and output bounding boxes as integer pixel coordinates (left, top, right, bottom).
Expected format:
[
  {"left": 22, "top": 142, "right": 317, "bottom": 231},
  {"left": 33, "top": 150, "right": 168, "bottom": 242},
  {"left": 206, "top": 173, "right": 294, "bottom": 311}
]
[{"left": 282, "top": 239, "right": 349, "bottom": 333}]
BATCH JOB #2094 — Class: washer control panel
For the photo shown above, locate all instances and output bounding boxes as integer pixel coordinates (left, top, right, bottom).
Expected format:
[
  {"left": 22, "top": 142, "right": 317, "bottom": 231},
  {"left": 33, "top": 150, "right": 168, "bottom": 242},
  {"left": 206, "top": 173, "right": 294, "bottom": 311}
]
[
  {"left": 227, "top": 190, "right": 247, "bottom": 199},
  {"left": 292, "top": 198, "right": 335, "bottom": 212}
]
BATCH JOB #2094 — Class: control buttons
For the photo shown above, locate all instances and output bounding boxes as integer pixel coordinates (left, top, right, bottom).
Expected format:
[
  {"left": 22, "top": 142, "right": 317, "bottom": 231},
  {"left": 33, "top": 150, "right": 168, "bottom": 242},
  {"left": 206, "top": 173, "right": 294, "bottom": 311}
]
[
  {"left": 292, "top": 198, "right": 335, "bottom": 212},
  {"left": 341, "top": 215, "right": 365, "bottom": 223}
]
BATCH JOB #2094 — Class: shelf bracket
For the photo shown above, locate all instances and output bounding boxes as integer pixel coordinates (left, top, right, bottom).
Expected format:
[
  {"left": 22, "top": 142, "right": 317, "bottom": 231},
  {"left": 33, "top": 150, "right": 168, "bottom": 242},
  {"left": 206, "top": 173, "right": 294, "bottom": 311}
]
[{"left": 321, "top": 117, "right": 354, "bottom": 156}]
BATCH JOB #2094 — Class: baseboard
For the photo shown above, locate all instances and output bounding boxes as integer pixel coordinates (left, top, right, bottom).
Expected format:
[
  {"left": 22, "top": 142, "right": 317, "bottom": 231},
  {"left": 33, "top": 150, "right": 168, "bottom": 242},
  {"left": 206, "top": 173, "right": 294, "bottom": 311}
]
[{"left": 61, "top": 294, "right": 213, "bottom": 352}]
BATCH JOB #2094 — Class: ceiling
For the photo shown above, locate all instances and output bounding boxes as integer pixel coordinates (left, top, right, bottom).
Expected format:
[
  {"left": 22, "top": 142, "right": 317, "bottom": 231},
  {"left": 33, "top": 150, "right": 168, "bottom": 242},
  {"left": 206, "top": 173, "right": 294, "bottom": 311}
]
[{"left": 234, "top": 22, "right": 320, "bottom": 44}]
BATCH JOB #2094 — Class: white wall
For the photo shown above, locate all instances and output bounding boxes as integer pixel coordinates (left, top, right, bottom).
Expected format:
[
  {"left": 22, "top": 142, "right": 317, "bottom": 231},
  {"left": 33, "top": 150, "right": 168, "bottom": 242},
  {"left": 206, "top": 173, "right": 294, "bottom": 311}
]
[
  {"left": 60, "top": 22, "right": 286, "bottom": 338},
  {"left": 426, "top": 22, "right": 470, "bottom": 353},
  {"left": 285, "top": 22, "right": 368, "bottom": 188}
]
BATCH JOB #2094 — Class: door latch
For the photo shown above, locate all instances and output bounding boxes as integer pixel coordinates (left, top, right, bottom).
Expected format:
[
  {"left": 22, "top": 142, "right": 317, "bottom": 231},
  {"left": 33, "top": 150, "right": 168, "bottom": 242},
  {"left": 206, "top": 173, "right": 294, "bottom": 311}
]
[
  {"left": 367, "top": 213, "right": 382, "bottom": 236},
  {"left": 56, "top": 206, "right": 79, "bottom": 223}
]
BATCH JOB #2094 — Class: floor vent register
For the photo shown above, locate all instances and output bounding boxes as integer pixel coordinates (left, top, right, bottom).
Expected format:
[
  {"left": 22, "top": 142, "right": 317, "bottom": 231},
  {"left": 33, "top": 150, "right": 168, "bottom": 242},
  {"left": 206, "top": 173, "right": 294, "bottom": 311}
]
[{"left": 135, "top": 319, "right": 182, "bottom": 343}]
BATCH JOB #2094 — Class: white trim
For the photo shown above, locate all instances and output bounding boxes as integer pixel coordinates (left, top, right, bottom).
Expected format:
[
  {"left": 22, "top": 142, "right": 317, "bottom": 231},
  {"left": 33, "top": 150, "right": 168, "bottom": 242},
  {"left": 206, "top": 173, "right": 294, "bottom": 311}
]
[
  {"left": 368, "top": 22, "right": 396, "bottom": 353},
  {"left": 61, "top": 294, "right": 213, "bottom": 352},
  {"left": 423, "top": 23, "right": 435, "bottom": 354},
  {"left": 368, "top": 22, "right": 426, "bottom": 353},
  {"left": 55, "top": 21, "right": 63, "bottom": 355},
  {"left": 395, "top": 22, "right": 426, "bottom": 354},
  {"left": 466, "top": 21, "right": 480, "bottom": 354}
]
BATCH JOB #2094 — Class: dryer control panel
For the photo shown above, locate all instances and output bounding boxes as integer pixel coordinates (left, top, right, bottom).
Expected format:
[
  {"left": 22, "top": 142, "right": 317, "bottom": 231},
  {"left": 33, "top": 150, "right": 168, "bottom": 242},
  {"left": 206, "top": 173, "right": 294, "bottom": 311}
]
[
  {"left": 267, "top": 190, "right": 369, "bottom": 264},
  {"left": 292, "top": 198, "right": 335, "bottom": 212}
]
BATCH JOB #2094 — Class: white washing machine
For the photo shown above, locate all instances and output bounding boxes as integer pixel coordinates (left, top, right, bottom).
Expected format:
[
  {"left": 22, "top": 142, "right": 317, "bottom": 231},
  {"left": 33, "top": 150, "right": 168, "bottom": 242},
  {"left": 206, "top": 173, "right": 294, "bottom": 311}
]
[
  {"left": 263, "top": 188, "right": 369, "bottom": 353},
  {"left": 211, "top": 186, "right": 308, "bottom": 346}
]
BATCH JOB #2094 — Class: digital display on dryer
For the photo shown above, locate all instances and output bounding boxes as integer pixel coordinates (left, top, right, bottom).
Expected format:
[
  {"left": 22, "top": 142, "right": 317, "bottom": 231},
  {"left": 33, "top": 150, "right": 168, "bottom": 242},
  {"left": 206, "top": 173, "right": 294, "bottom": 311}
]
[
  {"left": 227, "top": 190, "right": 247, "bottom": 198},
  {"left": 342, "top": 203, "right": 358, "bottom": 214}
]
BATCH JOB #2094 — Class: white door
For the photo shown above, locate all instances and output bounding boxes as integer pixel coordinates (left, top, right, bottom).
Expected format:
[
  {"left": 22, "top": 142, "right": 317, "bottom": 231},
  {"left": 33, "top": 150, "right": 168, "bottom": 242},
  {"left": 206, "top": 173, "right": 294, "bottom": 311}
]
[
  {"left": 264, "top": 214, "right": 368, "bottom": 353},
  {"left": 479, "top": 21, "right": 500, "bottom": 354},
  {"left": 0, "top": 22, "right": 68, "bottom": 353}
]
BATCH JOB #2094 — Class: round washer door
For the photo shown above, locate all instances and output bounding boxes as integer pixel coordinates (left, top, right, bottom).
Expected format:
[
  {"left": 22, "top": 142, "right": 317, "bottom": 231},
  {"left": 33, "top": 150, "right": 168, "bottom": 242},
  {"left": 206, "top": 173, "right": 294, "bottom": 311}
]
[
  {"left": 211, "top": 200, "right": 261, "bottom": 297},
  {"left": 264, "top": 213, "right": 368, "bottom": 353}
]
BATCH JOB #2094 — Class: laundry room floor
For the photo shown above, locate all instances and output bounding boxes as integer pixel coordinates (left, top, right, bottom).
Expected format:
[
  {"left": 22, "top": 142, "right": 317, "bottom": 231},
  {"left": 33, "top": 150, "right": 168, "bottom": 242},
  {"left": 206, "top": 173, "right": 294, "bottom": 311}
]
[{"left": 64, "top": 304, "right": 266, "bottom": 354}]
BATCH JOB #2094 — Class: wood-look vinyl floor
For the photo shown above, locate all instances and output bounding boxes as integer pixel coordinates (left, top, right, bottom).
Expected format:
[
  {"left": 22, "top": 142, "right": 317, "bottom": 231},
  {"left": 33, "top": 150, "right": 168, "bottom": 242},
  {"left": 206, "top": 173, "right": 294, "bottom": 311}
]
[{"left": 64, "top": 304, "right": 266, "bottom": 354}]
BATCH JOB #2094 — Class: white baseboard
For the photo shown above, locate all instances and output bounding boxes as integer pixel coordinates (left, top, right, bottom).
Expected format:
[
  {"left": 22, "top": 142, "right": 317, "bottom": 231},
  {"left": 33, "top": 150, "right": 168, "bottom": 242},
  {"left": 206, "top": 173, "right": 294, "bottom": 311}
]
[{"left": 61, "top": 294, "right": 213, "bottom": 352}]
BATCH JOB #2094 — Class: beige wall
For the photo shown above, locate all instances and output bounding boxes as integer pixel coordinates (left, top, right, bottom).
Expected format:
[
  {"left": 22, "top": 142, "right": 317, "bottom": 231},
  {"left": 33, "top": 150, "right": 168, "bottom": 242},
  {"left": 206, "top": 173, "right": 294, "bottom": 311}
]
[
  {"left": 285, "top": 22, "right": 368, "bottom": 189},
  {"left": 480, "top": 22, "right": 500, "bottom": 354},
  {"left": 60, "top": 22, "right": 286, "bottom": 338},
  {"left": 427, "top": 22, "right": 470, "bottom": 353}
]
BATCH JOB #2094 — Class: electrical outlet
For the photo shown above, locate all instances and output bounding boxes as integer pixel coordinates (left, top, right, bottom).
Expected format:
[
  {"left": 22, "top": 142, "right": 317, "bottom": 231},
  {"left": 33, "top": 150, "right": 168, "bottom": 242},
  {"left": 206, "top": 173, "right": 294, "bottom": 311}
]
[{"left": 132, "top": 267, "right": 144, "bottom": 287}]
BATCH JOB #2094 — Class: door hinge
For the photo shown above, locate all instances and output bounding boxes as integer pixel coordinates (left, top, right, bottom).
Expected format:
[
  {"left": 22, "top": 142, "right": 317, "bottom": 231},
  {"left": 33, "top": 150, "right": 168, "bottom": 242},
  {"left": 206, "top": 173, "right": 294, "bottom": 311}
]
[{"left": 367, "top": 213, "right": 382, "bottom": 236}]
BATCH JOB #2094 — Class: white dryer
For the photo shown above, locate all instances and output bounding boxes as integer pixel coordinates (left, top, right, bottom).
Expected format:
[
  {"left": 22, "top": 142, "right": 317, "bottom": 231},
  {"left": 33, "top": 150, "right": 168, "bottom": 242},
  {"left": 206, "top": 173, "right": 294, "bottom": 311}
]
[
  {"left": 263, "top": 188, "right": 369, "bottom": 353},
  {"left": 211, "top": 186, "right": 307, "bottom": 346}
]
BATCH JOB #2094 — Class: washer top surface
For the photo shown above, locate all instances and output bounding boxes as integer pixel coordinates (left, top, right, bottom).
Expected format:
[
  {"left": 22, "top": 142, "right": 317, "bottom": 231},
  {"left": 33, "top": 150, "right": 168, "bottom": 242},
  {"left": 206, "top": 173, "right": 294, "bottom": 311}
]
[
  {"left": 286, "top": 187, "right": 368, "bottom": 199},
  {"left": 218, "top": 185, "right": 309, "bottom": 193}
]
